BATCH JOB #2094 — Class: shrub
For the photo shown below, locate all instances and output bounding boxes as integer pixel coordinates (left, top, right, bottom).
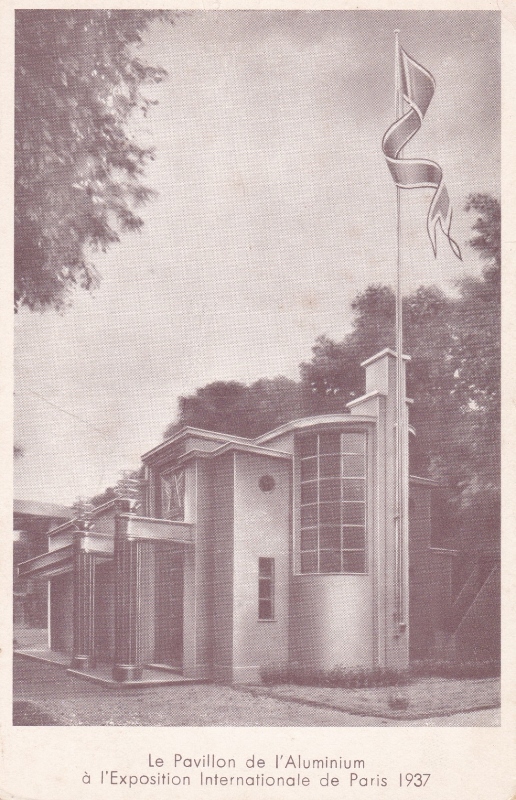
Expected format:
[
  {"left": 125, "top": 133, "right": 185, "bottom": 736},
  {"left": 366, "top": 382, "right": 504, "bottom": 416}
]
[
  {"left": 260, "top": 659, "right": 500, "bottom": 688},
  {"left": 260, "top": 664, "right": 410, "bottom": 688}
]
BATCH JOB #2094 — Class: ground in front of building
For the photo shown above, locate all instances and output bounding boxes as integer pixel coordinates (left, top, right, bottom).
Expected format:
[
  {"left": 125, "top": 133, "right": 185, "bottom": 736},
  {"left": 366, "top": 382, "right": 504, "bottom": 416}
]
[{"left": 12, "top": 655, "right": 499, "bottom": 727}]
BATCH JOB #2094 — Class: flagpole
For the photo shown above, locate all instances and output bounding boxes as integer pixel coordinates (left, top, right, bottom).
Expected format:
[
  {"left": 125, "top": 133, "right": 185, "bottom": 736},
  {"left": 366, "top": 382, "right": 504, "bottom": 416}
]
[
  {"left": 382, "top": 33, "right": 462, "bottom": 634},
  {"left": 394, "top": 29, "right": 405, "bottom": 630}
]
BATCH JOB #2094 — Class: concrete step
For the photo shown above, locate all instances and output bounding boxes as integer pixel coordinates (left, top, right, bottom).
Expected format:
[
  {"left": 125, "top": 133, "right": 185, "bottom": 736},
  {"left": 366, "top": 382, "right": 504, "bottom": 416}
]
[
  {"left": 15, "top": 649, "right": 208, "bottom": 688},
  {"left": 144, "top": 662, "right": 182, "bottom": 675}
]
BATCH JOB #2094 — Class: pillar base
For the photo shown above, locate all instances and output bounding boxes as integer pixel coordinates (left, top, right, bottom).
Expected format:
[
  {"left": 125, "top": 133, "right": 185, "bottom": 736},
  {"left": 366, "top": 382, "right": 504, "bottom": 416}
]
[
  {"left": 112, "top": 664, "right": 143, "bottom": 682},
  {"left": 70, "top": 654, "right": 94, "bottom": 671}
]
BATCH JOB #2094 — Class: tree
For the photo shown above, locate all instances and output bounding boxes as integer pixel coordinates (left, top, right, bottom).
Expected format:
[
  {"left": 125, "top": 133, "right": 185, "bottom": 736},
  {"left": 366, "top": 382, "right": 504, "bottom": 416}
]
[
  {"left": 89, "top": 485, "right": 117, "bottom": 509},
  {"left": 451, "top": 194, "right": 500, "bottom": 421},
  {"left": 163, "top": 376, "right": 306, "bottom": 440},
  {"left": 301, "top": 194, "right": 501, "bottom": 545},
  {"left": 301, "top": 283, "right": 457, "bottom": 476},
  {"left": 88, "top": 465, "right": 144, "bottom": 509},
  {"left": 447, "top": 195, "right": 500, "bottom": 545},
  {"left": 464, "top": 193, "right": 500, "bottom": 269},
  {"left": 15, "top": 10, "right": 173, "bottom": 311}
]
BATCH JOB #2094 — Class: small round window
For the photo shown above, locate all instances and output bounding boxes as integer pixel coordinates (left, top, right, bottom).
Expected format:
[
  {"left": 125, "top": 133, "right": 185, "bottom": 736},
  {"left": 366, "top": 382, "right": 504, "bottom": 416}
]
[{"left": 259, "top": 475, "right": 276, "bottom": 492}]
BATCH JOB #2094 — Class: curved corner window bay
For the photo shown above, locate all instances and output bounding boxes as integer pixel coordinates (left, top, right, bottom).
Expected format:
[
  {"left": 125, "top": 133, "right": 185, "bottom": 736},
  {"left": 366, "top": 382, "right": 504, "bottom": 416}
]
[{"left": 299, "top": 431, "right": 367, "bottom": 574}]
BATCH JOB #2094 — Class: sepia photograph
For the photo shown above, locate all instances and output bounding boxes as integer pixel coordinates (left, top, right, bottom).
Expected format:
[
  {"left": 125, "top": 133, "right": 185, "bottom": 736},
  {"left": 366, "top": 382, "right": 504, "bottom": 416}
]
[{"left": 11, "top": 6, "right": 501, "bottom": 742}]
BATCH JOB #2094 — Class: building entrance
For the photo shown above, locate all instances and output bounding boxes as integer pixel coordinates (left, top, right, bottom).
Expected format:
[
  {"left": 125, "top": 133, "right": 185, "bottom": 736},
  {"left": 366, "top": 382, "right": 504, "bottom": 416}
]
[
  {"left": 153, "top": 543, "right": 184, "bottom": 668},
  {"left": 49, "top": 572, "right": 73, "bottom": 654},
  {"left": 94, "top": 562, "right": 114, "bottom": 664}
]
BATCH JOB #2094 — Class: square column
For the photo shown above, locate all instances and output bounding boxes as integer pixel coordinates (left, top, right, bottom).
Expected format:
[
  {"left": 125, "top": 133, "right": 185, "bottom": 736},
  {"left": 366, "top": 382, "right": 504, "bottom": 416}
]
[
  {"left": 112, "top": 502, "right": 146, "bottom": 682},
  {"left": 70, "top": 539, "right": 97, "bottom": 670},
  {"left": 348, "top": 348, "right": 410, "bottom": 670},
  {"left": 70, "top": 511, "right": 97, "bottom": 670}
]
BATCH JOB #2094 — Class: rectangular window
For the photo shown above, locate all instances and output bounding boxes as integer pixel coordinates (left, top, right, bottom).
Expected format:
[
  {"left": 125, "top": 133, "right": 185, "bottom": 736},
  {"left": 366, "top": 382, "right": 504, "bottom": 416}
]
[
  {"left": 258, "top": 557, "right": 275, "bottom": 620},
  {"left": 299, "top": 430, "right": 367, "bottom": 574}
]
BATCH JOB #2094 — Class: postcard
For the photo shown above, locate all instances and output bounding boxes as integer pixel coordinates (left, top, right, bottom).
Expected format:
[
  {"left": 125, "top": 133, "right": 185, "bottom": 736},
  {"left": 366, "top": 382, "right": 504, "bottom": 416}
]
[{"left": 2, "top": 2, "right": 514, "bottom": 799}]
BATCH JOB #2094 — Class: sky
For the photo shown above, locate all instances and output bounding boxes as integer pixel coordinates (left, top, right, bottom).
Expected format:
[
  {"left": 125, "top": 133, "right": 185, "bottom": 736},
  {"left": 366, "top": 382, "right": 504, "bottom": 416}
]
[{"left": 14, "top": 10, "right": 500, "bottom": 505}]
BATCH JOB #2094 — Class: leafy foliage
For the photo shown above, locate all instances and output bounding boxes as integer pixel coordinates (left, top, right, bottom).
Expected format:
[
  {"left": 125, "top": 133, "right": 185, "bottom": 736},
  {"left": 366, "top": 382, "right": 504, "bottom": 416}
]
[
  {"left": 163, "top": 376, "right": 306, "bottom": 440},
  {"left": 261, "top": 663, "right": 410, "bottom": 688},
  {"left": 465, "top": 193, "right": 500, "bottom": 268},
  {"left": 302, "top": 275, "right": 499, "bottom": 526},
  {"left": 261, "top": 658, "right": 499, "bottom": 688},
  {"left": 89, "top": 485, "right": 117, "bottom": 509},
  {"left": 15, "top": 10, "right": 173, "bottom": 311},
  {"left": 447, "top": 196, "right": 500, "bottom": 544},
  {"left": 89, "top": 466, "right": 144, "bottom": 508}
]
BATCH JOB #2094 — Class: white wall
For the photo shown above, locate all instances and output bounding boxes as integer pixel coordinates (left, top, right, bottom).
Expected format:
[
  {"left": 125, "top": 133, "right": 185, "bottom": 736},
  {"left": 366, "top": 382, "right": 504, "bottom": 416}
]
[
  {"left": 232, "top": 452, "right": 291, "bottom": 682},
  {"left": 290, "top": 574, "right": 373, "bottom": 668}
]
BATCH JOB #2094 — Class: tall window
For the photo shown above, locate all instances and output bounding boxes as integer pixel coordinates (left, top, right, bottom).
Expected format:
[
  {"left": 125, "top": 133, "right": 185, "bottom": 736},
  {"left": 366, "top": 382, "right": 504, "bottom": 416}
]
[
  {"left": 160, "top": 468, "right": 185, "bottom": 520},
  {"left": 299, "top": 431, "right": 367, "bottom": 574},
  {"left": 258, "top": 558, "right": 275, "bottom": 620}
]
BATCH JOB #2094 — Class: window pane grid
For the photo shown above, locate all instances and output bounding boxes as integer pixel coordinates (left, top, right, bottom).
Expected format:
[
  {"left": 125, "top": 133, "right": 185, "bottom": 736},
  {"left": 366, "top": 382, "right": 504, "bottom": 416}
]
[
  {"left": 299, "top": 431, "right": 366, "bottom": 574},
  {"left": 258, "top": 558, "right": 275, "bottom": 619}
]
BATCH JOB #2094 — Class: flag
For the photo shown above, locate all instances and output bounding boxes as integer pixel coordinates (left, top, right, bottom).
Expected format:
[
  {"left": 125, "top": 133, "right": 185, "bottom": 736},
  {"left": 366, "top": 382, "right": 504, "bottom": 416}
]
[{"left": 382, "top": 45, "right": 462, "bottom": 260}]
